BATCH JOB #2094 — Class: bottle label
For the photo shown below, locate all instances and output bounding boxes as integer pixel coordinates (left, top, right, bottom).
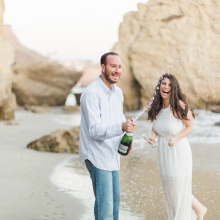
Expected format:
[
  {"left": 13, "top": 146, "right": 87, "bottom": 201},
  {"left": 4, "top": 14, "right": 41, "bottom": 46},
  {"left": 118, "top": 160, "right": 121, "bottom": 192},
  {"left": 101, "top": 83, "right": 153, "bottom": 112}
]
[{"left": 118, "top": 143, "right": 128, "bottom": 153}]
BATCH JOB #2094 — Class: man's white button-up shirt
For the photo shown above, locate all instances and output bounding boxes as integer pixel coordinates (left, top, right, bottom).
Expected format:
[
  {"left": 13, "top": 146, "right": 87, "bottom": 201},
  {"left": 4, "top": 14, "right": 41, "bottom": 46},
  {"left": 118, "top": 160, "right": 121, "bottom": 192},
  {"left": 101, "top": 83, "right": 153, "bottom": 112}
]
[{"left": 79, "top": 76, "right": 126, "bottom": 171}]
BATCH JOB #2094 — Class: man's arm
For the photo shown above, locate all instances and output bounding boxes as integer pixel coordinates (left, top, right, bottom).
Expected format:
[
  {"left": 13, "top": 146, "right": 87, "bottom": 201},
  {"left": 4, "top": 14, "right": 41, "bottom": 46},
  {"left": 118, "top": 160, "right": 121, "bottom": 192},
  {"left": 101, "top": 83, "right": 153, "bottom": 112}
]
[{"left": 81, "top": 92, "right": 125, "bottom": 140}]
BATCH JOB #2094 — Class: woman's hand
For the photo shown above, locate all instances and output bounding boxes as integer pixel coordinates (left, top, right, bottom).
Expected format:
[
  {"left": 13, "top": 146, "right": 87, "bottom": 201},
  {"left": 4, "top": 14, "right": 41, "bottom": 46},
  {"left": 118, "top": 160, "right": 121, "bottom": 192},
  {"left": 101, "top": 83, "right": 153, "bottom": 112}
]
[
  {"left": 168, "top": 137, "right": 176, "bottom": 147},
  {"left": 147, "top": 136, "right": 155, "bottom": 145}
]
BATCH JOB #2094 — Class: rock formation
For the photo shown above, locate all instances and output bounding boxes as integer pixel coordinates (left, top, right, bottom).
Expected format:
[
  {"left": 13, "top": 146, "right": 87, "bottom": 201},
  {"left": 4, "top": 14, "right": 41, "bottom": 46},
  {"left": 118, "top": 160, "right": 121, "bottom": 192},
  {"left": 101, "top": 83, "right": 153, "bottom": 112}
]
[
  {"left": 113, "top": 0, "right": 220, "bottom": 110},
  {"left": 11, "top": 62, "right": 81, "bottom": 106},
  {"left": 209, "top": 105, "right": 220, "bottom": 113},
  {"left": 0, "top": 1, "right": 16, "bottom": 120},
  {"left": 3, "top": 25, "right": 82, "bottom": 106},
  {"left": 3, "top": 25, "right": 47, "bottom": 65},
  {"left": 27, "top": 126, "right": 80, "bottom": 153},
  {"left": 75, "top": 65, "right": 101, "bottom": 88}
]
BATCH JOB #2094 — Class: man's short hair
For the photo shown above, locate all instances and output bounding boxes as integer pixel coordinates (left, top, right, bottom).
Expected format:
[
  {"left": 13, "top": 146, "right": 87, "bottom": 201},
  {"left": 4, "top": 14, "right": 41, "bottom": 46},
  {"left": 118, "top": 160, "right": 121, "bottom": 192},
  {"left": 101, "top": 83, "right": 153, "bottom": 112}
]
[{"left": 100, "top": 52, "right": 119, "bottom": 65}]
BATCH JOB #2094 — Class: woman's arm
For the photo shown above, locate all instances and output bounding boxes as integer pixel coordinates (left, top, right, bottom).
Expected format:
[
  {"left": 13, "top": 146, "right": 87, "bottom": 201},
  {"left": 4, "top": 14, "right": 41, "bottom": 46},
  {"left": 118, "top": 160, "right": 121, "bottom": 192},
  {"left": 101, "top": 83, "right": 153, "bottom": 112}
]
[
  {"left": 148, "top": 127, "right": 158, "bottom": 145},
  {"left": 169, "top": 100, "right": 193, "bottom": 147}
]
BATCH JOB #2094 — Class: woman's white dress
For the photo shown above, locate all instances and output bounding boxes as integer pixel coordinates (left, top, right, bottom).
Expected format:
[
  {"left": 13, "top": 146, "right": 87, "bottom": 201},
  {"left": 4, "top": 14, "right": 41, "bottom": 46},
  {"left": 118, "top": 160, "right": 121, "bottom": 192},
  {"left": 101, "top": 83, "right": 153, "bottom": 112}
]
[{"left": 153, "top": 106, "right": 196, "bottom": 220}]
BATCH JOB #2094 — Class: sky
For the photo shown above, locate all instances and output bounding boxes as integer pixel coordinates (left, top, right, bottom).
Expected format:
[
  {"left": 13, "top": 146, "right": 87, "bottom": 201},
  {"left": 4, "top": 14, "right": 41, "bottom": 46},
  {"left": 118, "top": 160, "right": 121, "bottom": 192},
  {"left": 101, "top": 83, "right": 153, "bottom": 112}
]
[{"left": 3, "top": 0, "right": 147, "bottom": 64}]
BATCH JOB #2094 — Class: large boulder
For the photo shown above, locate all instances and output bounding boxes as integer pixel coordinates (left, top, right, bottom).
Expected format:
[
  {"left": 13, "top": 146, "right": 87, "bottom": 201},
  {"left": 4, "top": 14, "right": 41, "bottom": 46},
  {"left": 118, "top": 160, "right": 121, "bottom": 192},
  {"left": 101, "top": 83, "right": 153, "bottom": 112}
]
[
  {"left": 27, "top": 126, "right": 80, "bottom": 153},
  {"left": 0, "top": 1, "right": 16, "bottom": 120},
  {"left": 113, "top": 0, "right": 220, "bottom": 110}
]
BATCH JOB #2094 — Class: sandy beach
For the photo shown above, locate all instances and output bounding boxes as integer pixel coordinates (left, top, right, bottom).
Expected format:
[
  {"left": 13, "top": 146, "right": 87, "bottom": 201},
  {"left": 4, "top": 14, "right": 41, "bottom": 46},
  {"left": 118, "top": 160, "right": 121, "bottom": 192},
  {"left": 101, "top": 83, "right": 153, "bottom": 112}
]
[
  {"left": 0, "top": 108, "right": 219, "bottom": 220},
  {"left": 54, "top": 143, "right": 220, "bottom": 220},
  {"left": 0, "top": 108, "right": 85, "bottom": 220},
  {"left": 119, "top": 143, "right": 220, "bottom": 219}
]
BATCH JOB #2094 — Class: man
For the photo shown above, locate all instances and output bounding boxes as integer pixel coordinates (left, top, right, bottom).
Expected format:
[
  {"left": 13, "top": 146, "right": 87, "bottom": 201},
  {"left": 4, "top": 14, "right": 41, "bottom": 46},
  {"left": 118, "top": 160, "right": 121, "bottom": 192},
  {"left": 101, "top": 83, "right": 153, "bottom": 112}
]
[{"left": 79, "top": 52, "right": 136, "bottom": 220}]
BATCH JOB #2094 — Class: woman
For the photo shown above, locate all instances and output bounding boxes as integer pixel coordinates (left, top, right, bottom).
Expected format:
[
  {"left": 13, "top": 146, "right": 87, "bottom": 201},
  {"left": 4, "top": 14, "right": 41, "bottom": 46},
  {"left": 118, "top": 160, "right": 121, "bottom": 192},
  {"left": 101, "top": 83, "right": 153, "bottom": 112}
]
[{"left": 147, "top": 73, "right": 207, "bottom": 219}]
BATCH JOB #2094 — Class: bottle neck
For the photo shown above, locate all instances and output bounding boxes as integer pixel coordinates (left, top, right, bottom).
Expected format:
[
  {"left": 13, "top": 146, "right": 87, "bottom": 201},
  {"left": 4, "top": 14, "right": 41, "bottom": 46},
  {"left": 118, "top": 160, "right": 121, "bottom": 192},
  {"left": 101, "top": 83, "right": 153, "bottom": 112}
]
[{"left": 126, "top": 132, "right": 133, "bottom": 136}]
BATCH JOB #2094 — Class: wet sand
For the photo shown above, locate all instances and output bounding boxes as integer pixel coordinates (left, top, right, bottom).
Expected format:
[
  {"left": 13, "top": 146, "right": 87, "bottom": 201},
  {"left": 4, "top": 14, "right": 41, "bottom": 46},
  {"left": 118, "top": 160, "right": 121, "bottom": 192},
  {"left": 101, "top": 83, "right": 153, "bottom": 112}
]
[
  {"left": 1, "top": 108, "right": 219, "bottom": 219},
  {"left": 52, "top": 142, "right": 220, "bottom": 220},
  {"left": 120, "top": 143, "right": 220, "bottom": 219},
  {"left": 0, "top": 108, "right": 85, "bottom": 220}
]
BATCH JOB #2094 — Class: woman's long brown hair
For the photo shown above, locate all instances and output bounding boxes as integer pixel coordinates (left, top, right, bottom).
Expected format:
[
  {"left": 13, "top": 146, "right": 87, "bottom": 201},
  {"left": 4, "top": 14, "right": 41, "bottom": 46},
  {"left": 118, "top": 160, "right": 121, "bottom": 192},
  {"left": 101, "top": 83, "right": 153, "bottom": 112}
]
[{"left": 148, "top": 73, "right": 195, "bottom": 121}]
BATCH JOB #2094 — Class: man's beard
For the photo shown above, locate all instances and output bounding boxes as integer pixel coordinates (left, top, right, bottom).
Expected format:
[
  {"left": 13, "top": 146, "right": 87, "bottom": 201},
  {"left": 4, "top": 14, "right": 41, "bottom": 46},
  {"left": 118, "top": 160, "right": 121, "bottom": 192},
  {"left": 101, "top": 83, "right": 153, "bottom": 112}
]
[{"left": 103, "top": 69, "right": 118, "bottom": 84}]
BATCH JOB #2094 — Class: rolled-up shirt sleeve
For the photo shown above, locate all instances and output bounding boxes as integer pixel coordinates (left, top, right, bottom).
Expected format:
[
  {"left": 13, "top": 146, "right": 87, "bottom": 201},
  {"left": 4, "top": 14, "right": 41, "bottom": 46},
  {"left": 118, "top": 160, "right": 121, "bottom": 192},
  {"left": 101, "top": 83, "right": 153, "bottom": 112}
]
[{"left": 81, "top": 91, "right": 124, "bottom": 140}]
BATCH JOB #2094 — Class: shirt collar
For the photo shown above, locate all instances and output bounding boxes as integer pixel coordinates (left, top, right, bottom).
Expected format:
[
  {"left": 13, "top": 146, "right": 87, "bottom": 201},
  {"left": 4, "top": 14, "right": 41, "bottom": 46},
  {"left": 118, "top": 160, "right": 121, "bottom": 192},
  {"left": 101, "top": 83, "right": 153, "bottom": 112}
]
[{"left": 97, "top": 75, "right": 116, "bottom": 95}]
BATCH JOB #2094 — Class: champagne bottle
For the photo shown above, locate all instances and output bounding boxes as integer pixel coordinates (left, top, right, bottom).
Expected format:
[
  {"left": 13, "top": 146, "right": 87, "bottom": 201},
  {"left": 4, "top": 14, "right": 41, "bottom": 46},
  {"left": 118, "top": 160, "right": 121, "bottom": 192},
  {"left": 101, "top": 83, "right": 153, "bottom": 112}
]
[{"left": 118, "top": 132, "right": 133, "bottom": 156}]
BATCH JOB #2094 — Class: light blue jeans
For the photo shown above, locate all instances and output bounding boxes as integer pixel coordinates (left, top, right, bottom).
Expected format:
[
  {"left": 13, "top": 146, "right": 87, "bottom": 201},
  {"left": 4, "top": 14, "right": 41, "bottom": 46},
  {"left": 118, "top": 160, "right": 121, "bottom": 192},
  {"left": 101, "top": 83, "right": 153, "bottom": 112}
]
[{"left": 85, "top": 160, "right": 120, "bottom": 220}]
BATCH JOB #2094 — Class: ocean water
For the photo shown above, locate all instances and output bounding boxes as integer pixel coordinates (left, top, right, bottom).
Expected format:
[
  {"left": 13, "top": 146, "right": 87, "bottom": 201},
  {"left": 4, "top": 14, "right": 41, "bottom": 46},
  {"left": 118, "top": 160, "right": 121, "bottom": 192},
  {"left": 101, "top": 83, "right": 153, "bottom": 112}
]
[
  {"left": 126, "top": 109, "right": 220, "bottom": 146},
  {"left": 50, "top": 110, "right": 220, "bottom": 219}
]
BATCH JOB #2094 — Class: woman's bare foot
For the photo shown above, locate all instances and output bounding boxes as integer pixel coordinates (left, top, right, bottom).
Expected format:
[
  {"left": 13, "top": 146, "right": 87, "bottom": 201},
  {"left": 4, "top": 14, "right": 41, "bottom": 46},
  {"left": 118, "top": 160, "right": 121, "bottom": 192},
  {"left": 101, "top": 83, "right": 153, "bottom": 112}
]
[{"left": 197, "top": 206, "right": 208, "bottom": 220}]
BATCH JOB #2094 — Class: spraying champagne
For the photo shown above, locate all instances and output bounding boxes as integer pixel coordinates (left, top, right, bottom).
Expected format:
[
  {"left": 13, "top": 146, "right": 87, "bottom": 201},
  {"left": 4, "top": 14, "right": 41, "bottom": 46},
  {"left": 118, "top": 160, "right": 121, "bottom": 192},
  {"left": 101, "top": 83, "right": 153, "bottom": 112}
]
[{"left": 118, "top": 99, "right": 154, "bottom": 156}]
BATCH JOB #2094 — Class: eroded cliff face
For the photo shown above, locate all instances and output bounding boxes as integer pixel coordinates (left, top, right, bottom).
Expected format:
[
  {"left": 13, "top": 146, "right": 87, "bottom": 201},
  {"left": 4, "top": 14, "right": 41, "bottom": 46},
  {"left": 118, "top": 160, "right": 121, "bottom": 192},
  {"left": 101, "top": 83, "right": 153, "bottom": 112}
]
[
  {"left": 113, "top": 0, "right": 220, "bottom": 110},
  {"left": 3, "top": 25, "right": 82, "bottom": 107},
  {"left": 0, "top": 0, "right": 16, "bottom": 120}
]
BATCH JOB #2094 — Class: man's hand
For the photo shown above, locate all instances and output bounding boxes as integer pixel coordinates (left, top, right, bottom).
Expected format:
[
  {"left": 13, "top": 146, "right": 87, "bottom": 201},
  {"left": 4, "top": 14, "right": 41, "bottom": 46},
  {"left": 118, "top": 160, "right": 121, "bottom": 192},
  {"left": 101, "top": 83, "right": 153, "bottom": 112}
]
[
  {"left": 122, "top": 118, "right": 136, "bottom": 133},
  {"left": 128, "top": 144, "right": 133, "bottom": 155}
]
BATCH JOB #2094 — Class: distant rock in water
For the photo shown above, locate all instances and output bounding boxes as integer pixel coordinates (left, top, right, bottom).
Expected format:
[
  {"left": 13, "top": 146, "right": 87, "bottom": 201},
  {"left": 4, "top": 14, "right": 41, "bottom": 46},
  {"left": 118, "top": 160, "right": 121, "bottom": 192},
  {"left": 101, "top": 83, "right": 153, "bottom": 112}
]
[
  {"left": 113, "top": 0, "right": 220, "bottom": 111},
  {"left": 0, "top": 2, "right": 16, "bottom": 120},
  {"left": 27, "top": 126, "right": 80, "bottom": 153},
  {"left": 2, "top": 25, "right": 82, "bottom": 106},
  {"left": 215, "top": 122, "right": 220, "bottom": 126},
  {"left": 209, "top": 105, "right": 220, "bottom": 114},
  {"left": 24, "top": 105, "right": 51, "bottom": 113}
]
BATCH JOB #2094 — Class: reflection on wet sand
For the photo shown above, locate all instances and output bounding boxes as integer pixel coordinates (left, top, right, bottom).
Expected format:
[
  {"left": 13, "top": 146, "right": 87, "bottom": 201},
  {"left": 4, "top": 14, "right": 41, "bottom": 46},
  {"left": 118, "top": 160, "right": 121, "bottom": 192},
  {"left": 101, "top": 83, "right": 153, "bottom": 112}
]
[{"left": 120, "top": 143, "right": 220, "bottom": 219}]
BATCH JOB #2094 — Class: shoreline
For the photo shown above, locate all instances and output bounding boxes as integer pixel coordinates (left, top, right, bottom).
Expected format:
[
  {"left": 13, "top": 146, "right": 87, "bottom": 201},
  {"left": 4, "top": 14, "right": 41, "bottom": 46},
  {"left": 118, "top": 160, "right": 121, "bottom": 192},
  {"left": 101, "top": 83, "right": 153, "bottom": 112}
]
[
  {"left": 0, "top": 107, "right": 85, "bottom": 220},
  {"left": 50, "top": 154, "right": 144, "bottom": 220},
  {"left": 51, "top": 142, "right": 220, "bottom": 219},
  {"left": 0, "top": 107, "right": 219, "bottom": 219}
]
